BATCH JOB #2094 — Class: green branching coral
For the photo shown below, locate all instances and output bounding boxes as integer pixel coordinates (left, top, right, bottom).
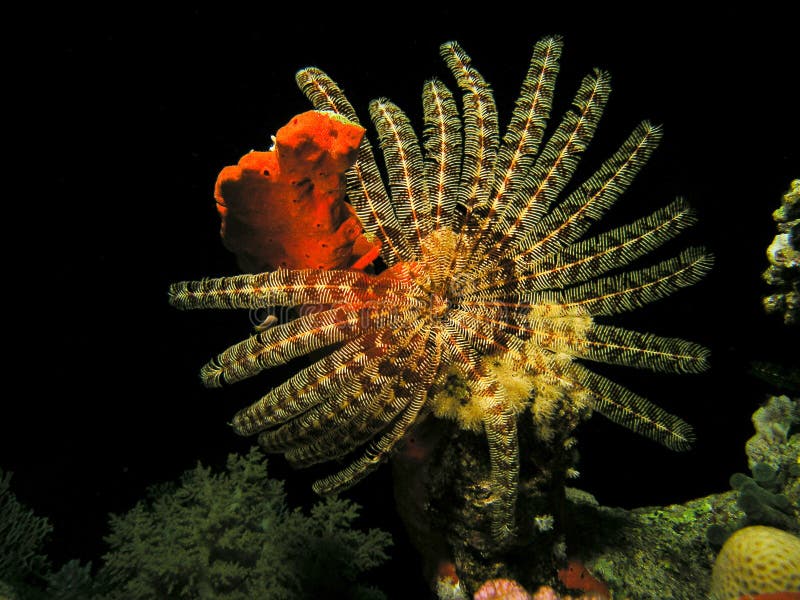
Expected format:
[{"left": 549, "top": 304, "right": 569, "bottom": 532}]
[
  {"left": 0, "top": 470, "right": 97, "bottom": 600},
  {"left": 0, "top": 469, "right": 52, "bottom": 592},
  {"left": 44, "top": 560, "right": 96, "bottom": 600},
  {"left": 98, "top": 448, "right": 391, "bottom": 600}
]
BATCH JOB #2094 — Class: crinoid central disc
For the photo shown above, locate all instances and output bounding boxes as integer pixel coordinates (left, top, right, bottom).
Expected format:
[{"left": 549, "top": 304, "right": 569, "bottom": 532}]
[{"left": 429, "top": 292, "right": 449, "bottom": 318}]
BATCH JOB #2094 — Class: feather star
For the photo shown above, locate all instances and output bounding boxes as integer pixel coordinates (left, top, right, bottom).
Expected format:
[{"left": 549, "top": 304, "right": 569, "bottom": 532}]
[{"left": 169, "top": 37, "right": 712, "bottom": 542}]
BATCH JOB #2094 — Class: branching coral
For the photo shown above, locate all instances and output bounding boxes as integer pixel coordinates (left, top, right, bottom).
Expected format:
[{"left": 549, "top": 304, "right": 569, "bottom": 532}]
[
  {"left": 0, "top": 471, "right": 97, "bottom": 600},
  {"left": 98, "top": 448, "right": 391, "bottom": 600}
]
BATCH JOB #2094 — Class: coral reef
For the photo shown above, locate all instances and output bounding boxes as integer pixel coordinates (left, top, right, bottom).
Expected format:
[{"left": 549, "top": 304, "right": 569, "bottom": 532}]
[
  {"left": 215, "top": 110, "right": 380, "bottom": 273},
  {"left": 1, "top": 451, "right": 392, "bottom": 600},
  {"left": 166, "top": 37, "right": 799, "bottom": 599},
  {"left": 709, "top": 526, "right": 800, "bottom": 599},
  {"left": 170, "top": 37, "right": 711, "bottom": 552},
  {"left": 416, "top": 391, "right": 799, "bottom": 598},
  {"left": 763, "top": 179, "right": 799, "bottom": 325},
  {"left": 702, "top": 395, "right": 800, "bottom": 548},
  {"left": 555, "top": 492, "right": 726, "bottom": 599},
  {"left": 707, "top": 395, "right": 800, "bottom": 547},
  {"left": 98, "top": 448, "right": 390, "bottom": 599},
  {"left": 574, "top": 395, "right": 799, "bottom": 599}
]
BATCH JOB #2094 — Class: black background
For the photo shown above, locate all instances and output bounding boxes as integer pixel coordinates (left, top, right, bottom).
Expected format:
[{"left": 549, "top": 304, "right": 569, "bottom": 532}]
[{"left": 4, "top": 7, "right": 798, "bottom": 598}]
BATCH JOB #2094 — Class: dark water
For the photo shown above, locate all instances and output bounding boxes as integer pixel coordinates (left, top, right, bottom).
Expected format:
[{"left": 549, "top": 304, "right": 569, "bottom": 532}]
[{"left": 5, "top": 8, "right": 797, "bottom": 598}]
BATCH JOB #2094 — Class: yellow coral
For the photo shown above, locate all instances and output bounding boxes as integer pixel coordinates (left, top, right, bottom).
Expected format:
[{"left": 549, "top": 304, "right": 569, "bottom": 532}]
[
  {"left": 710, "top": 525, "right": 800, "bottom": 599},
  {"left": 430, "top": 357, "right": 534, "bottom": 433}
]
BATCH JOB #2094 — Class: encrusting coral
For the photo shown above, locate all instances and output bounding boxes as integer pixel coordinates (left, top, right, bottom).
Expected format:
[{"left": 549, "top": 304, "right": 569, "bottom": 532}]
[{"left": 709, "top": 525, "right": 800, "bottom": 599}]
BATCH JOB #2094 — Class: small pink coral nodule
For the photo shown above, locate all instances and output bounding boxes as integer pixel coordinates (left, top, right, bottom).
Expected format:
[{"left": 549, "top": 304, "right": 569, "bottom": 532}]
[
  {"left": 531, "top": 586, "right": 559, "bottom": 600},
  {"left": 474, "top": 579, "right": 532, "bottom": 600}
]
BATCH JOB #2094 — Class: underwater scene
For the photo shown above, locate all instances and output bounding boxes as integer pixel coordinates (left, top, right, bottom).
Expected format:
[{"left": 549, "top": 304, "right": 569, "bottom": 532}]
[{"left": 3, "top": 9, "right": 798, "bottom": 600}]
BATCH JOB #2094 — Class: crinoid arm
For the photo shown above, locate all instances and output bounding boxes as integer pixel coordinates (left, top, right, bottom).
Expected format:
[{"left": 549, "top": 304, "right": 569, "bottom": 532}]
[
  {"left": 168, "top": 269, "right": 407, "bottom": 311},
  {"left": 296, "top": 68, "right": 414, "bottom": 267}
]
